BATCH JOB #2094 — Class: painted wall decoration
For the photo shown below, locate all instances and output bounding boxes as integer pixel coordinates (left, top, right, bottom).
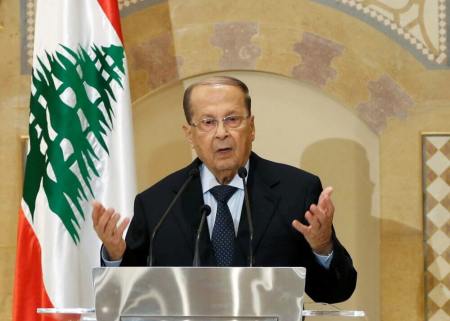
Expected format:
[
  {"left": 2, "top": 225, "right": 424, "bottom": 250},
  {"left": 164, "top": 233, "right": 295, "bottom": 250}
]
[
  {"left": 211, "top": 21, "right": 261, "bottom": 69},
  {"left": 422, "top": 134, "right": 450, "bottom": 321},
  {"left": 292, "top": 32, "right": 344, "bottom": 87},
  {"left": 314, "top": 0, "right": 449, "bottom": 68},
  {"left": 357, "top": 74, "right": 415, "bottom": 133},
  {"left": 21, "top": 0, "right": 449, "bottom": 73}
]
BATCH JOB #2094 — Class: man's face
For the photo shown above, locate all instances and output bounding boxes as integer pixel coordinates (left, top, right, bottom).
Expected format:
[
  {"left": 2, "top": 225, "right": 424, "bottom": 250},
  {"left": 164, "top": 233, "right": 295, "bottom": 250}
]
[{"left": 183, "top": 84, "right": 255, "bottom": 183}]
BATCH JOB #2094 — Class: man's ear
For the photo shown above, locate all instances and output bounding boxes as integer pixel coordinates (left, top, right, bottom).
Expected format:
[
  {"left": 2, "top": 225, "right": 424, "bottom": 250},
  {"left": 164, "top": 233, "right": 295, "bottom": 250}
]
[
  {"left": 250, "top": 115, "right": 255, "bottom": 142},
  {"left": 182, "top": 124, "right": 193, "bottom": 145}
]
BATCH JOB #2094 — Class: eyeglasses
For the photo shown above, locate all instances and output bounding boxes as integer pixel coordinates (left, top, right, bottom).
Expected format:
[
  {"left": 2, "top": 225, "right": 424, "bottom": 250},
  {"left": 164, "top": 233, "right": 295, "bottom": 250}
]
[{"left": 190, "top": 115, "right": 250, "bottom": 132}]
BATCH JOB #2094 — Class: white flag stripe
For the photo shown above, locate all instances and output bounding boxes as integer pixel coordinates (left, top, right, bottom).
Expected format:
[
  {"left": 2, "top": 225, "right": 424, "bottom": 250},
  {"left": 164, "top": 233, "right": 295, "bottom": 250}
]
[
  {"left": 26, "top": 0, "right": 136, "bottom": 308},
  {"left": 33, "top": 0, "right": 121, "bottom": 60}
]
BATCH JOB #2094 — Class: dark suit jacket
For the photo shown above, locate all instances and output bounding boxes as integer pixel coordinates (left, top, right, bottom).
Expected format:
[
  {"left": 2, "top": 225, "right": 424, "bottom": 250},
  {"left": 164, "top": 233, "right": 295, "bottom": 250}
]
[{"left": 121, "top": 152, "right": 357, "bottom": 303}]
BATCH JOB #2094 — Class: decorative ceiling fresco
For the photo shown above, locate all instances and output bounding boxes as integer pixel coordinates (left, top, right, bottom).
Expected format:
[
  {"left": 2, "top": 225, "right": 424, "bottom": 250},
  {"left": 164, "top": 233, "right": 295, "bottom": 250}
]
[
  {"left": 314, "top": 0, "right": 449, "bottom": 68},
  {"left": 20, "top": 0, "right": 449, "bottom": 72}
]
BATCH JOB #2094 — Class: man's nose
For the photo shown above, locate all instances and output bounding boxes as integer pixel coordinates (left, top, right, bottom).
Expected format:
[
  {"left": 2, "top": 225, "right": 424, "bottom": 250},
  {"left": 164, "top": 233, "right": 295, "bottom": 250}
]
[{"left": 215, "top": 119, "right": 229, "bottom": 138}]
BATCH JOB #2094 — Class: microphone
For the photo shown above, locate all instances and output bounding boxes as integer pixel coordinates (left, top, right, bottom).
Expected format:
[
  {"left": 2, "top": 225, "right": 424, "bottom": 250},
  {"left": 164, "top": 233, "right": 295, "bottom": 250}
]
[
  {"left": 147, "top": 166, "right": 200, "bottom": 266},
  {"left": 192, "top": 204, "right": 211, "bottom": 267},
  {"left": 238, "top": 167, "right": 254, "bottom": 267}
]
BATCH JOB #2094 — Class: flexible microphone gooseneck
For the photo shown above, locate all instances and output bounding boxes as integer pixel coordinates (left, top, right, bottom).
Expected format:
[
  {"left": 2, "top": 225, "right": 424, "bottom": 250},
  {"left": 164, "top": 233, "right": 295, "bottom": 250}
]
[
  {"left": 147, "top": 166, "right": 200, "bottom": 266},
  {"left": 192, "top": 204, "right": 212, "bottom": 267},
  {"left": 238, "top": 167, "right": 254, "bottom": 267}
]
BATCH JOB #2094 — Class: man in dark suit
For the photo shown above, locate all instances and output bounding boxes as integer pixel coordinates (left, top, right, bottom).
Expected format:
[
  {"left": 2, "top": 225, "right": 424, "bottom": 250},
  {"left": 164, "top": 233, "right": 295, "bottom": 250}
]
[{"left": 92, "top": 76, "right": 357, "bottom": 303}]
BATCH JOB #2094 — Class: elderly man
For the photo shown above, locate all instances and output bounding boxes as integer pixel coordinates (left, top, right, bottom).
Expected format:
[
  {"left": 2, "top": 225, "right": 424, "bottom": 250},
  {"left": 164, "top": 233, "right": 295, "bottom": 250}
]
[{"left": 92, "top": 76, "right": 357, "bottom": 303}]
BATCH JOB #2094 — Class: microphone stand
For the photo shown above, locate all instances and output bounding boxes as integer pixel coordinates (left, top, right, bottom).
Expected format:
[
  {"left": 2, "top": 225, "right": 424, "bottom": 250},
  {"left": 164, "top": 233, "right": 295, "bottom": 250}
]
[
  {"left": 147, "top": 167, "right": 199, "bottom": 266},
  {"left": 238, "top": 167, "right": 254, "bottom": 267},
  {"left": 193, "top": 204, "right": 211, "bottom": 267}
]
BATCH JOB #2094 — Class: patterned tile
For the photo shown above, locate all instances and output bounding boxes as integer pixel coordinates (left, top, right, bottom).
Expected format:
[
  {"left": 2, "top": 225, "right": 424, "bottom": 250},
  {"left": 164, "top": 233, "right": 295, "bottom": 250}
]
[
  {"left": 444, "top": 241, "right": 450, "bottom": 263},
  {"left": 428, "top": 283, "right": 449, "bottom": 308},
  {"left": 428, "top": 298, "right": 441, "bottom": 320},
  {"left": 428, "top": 152, "right": 450, "bottom": 176},
  {"left": 430, "top": 136, "right": 450, "bottom": 150},
  {"left": 444, "top": 269, "right": 450, "bottom": 289},
  {"left": 426, "top": 243, "right": 440, "bottom": 267},
  {"left": 427, "top": 272, "right": 442, "bottom": 293},
  {"left": 442, "top": 167, "right": 450, "bottom": 186},
  {"left": 443, "top": 194, "right": 450, "bottom": 212},
  {"left": 426, "top": 220, "right": 439, "bottom": 241},
  {"left": 429, "top": 309, "right": 450, "bottom": 321},
  {"left": 428, "top": 204, "right": 450, "bottom": 229},
  {"left": 426, "top": 142, "right": 439, "bottom": 160},
  {"left": 444, "top": 297, "right": 450, "bottom": 315},
  {"left": 428, "top": 256, "right": 450, "bottom": 281},
  {"left": 423, "top": 134, "right": 450, "bottom": 321},
  {"left": 441, "top": 141, "right": 450, "bottom": 160},
  {"left": 428, "top": 178, "right": 449, "bottom": 202},
  {"left": 427, "top": 168, "right": 439, "bottom": 190},
  {"left": 427, "top": 298, "right": 440, "bottom": 320},
  {"left": 427, "top": 192, "right": 440, "bottom": 213}
]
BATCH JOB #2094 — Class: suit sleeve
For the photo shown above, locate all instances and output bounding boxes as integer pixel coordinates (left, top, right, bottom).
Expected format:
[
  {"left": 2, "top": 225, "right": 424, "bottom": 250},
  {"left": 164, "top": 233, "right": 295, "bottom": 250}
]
[
  {"left": 120, "top": 194, "right": 151, "bottom": 266},
  {"left": 303, "top": 176, "right": 357, "bottom": 303}
]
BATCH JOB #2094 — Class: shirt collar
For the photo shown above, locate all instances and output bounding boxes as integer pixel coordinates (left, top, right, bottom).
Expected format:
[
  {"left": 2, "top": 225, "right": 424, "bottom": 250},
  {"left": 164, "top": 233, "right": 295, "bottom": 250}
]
[{"left": 200, "top": 160, "right": 250, "bottom": 194}]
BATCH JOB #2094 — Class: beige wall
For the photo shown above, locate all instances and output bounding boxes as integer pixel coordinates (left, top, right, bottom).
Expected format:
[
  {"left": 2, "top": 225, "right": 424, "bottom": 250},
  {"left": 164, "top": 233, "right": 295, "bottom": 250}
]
[
  {"left": 133, "top": 82, "right": 192, "bottom": 191},
  {"left": 0, "top": 0, "right": 31, "bottom": 320},
  {"left": 2, "top": 0, "right": 450, "bottom": 320}
]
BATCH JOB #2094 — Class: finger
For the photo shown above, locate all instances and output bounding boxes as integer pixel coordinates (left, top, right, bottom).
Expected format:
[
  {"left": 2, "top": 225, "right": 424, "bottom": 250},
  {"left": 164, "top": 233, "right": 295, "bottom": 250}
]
[
  {"left": 323, "top": 196, "right": 335, "bottom": 220},
  {"left": 305, "top": 208, "right": 321, "bottom": 230},
  {"left": 104, "top": 212, "right": 121, "bottom": 238},
  {"left": 114, "top": 217, "right": 130, "bottom": 239},
  {"left": 319, "top": 197, "right": 335, "bottom": 221},
  {"left": 97, "top": 208, "right": 114, "bottom": 235},
  {"left": 91, "top": 201, "right": 105, "bottom": 226},
  {"left": 292, "top": 219, "right": 310, "bottom": 236},
  {"left": 317, "top": 192, "right": 335, "bottom": 221},
  {"left": 323, "top": 186, "right": 333, "bottom": 198},
  {"left": 318, "top": 186, "right": 333, "bottom": 209},
  {"left": 313, "top": 202, "right": 334, "bottom": 226}
]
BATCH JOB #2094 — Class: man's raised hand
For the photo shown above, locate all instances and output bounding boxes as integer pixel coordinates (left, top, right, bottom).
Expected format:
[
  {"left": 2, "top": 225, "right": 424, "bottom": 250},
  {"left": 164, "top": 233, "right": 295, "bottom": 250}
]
[
  {"left": 292, "top": 187, "right": 334, "bottom": 255},
  {"left": 92, "top": 200, "right": 129, "bottom": 260}
]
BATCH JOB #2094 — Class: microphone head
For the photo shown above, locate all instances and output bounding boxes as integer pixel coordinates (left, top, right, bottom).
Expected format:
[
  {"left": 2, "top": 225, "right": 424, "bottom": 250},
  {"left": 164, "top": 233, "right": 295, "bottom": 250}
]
[
  {"left": 238, "top": 167, "right": 248, "bottom": 178},
  {"left": 200, "top": 204, "right": 211, "bottom": 216}
]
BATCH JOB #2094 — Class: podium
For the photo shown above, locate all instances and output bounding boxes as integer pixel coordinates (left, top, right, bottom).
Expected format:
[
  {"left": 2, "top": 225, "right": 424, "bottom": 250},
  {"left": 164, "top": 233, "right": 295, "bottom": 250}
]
[{"left": 38, "top": 267, "right": 365, "bottom": 320}]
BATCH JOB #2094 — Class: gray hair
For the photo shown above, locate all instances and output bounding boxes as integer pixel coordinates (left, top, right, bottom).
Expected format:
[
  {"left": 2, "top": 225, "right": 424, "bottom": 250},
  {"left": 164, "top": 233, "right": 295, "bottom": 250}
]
[{"left": 182, "top": 76, "right": 251, "bottom": 123}]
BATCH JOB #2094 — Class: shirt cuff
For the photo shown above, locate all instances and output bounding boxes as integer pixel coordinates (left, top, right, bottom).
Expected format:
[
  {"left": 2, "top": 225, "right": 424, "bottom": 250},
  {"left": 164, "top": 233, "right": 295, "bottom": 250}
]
[
  {"left": 313, "top": 250, "right": 334, "bottom": 269},
  {"left": 101, "top": 245, "right": 122, "bottom": 267}
]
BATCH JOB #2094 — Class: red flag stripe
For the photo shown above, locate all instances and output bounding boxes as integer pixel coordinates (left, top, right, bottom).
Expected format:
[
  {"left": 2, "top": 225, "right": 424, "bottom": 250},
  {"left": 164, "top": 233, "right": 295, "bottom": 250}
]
[
  {"left": 13, "top": 207, "right": 57, "bottom": 321},
  {"left": 97, "top": 0, "right": 124, "bottom": 43}
]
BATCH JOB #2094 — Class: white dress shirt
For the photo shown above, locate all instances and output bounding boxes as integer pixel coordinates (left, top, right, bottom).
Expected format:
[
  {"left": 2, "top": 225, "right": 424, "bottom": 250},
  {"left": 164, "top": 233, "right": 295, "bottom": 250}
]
[{"left": 200, "top": 161, "right": 248, "bottom": 237}]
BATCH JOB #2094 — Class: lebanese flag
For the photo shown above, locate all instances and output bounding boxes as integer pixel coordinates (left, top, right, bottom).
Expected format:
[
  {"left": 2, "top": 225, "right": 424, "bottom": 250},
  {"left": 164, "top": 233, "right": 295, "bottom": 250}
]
[{"left": 13, "top": 1, "right": 136, "bottom": 320}]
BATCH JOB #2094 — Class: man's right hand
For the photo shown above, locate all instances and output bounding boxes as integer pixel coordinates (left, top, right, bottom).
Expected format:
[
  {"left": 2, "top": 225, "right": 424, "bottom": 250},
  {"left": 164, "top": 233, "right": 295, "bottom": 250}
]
[{"left": 92, "top": 200, "right": 130, "bottom": 261}]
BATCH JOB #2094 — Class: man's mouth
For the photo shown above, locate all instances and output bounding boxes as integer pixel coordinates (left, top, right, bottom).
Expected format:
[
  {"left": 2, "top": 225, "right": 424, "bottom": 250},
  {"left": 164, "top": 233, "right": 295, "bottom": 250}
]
[{"left": 216, "top": 147, "right": 232, "bottom": 154}]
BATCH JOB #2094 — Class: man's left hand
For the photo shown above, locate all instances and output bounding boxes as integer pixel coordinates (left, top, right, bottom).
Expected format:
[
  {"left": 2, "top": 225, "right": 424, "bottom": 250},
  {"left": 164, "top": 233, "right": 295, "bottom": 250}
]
[{"left": 292, "top": 186, "right": 334, "bottom": 255}]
